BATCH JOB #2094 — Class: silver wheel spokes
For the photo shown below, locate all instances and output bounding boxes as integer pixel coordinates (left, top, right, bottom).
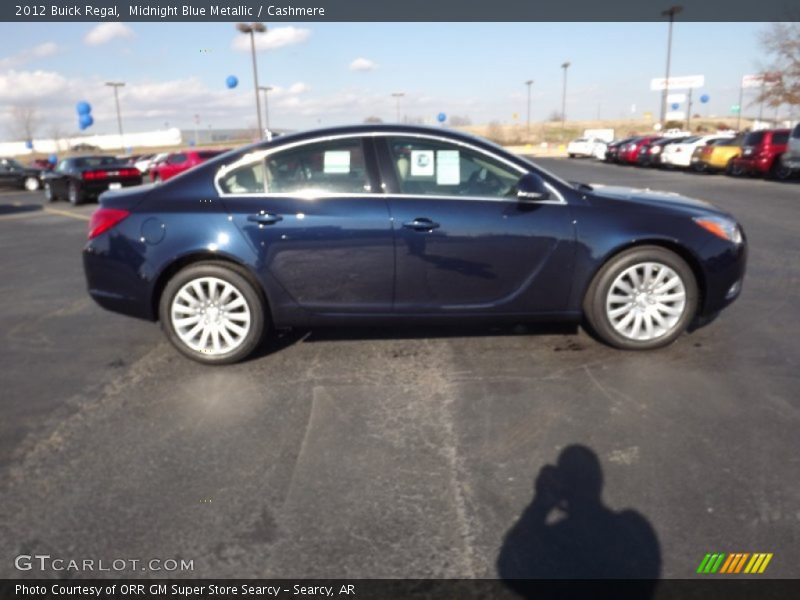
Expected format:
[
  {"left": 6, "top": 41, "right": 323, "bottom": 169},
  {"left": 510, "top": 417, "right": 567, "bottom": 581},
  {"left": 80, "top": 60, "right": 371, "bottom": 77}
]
[
  {"left": 606, "top": 262, "right": 687, "bottom": 342},
  {"left": 171, "top": 276, "right": 251, "bottom": 355}
]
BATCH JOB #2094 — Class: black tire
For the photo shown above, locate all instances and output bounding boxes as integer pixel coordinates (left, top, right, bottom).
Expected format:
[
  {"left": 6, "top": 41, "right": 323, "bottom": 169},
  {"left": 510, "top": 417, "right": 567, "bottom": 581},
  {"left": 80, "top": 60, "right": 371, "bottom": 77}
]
[
  {"left": 583, "top": 246, "right": 699, "bottom": 350},
  {"left": 568, "top": 153, "right": 576, "bottom": 159},
  {"left": 68, "top": 181, "right": 84, "bottom": 205},
  {"left": 159, "top": 262, "right": 266, "bottom": 365},
  {"left": 726, "top": 159, "right": 743, "bottom": 177},
  {"left": 44, "top": 182, "right": 57, "bottom": 202},
  {"left": 691, "top": 162, "right": 706, "bottom": 173},
  {"left": 769, "top": 159, "right": 792, "bottom": 181}
]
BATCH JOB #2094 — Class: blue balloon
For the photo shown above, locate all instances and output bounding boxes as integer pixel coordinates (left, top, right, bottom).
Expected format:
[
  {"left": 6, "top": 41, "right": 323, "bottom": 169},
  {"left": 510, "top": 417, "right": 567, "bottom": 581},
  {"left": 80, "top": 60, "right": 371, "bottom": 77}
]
[
  {"left": 188, "top": 139, "right": 196, "bottom": 147},
  {"left": 76, "top": 101, "right": 92, "bottom": 115},
  {"left": 79, "top": 113, "right": 94, "bottom": 130},
  {"left": 700, "top": 94, "right": 710, "bottom": 104},
  {"left": 437, "top": 112, "right": 447, "bottom": 123},
  {"left": 225, "top": 75, "right": 238, "bottom": 89},
  {"left": 48, "top": 153, "right": 58, "bottom": 164},
  {"left": 25, "top": 140, "right": 33, "bottom": 149},
  {"left": 671, "top": 103, "right": 680, "bottom": 110}
]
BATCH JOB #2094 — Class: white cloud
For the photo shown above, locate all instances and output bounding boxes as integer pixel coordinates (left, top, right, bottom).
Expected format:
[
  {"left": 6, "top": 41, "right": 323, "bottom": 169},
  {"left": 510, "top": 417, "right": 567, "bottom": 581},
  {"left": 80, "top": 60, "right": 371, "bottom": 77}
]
[
  {"left": 231, "top": 26, "right": 311, "bottom": 52},
  {"left": 0, "top": 42, "right": 59, "bottom": 69},
  {"left": 287, "top": 82, "right": 310, "bottom": 94},
  {"left": 84, "top": 23, "right": 135, "bottom": 46},
  {"left": 0, "top": 70, "right": 68, "bottom": 101},
  {"left": 349, "top": 58, "right": 378, "bottom": 72}
]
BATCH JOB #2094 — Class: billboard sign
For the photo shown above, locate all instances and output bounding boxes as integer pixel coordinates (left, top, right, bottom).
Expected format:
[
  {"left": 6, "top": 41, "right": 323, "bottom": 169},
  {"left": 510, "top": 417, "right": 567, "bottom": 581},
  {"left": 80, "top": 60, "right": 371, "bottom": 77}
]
[{"left": 650, "top": 75, "right": 704, "bottom": 91}]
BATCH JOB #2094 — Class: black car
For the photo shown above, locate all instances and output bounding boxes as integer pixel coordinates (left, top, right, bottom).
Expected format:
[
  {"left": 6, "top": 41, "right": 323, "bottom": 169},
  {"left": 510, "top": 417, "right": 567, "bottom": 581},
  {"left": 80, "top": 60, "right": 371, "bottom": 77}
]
[
  {"left": 0, "top": 158, "right": 45, "bottom": 191},
  {"left": 637, "top": 137, "right": 685, "bottom": 168},
  {"left": 43, "top": 156, "right": 143, "bottom": 205},
  {"left": 82, "top": 124, "right": 747, "bottom": 364}
]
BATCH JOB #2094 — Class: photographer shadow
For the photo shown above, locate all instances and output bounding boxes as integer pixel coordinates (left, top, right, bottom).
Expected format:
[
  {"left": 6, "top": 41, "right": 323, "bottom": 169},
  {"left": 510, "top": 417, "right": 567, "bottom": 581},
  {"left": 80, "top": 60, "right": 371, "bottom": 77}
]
[{"left": 497, "top": 445, "right": 661, "bottom": 597}]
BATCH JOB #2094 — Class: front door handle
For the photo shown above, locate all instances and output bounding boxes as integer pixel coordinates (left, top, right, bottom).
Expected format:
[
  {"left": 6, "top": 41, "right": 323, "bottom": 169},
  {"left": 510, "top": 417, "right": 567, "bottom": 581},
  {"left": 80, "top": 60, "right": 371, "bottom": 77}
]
[
  {"left": 247, "top": 212, "right": 283, "bottom": 225},
  {"left": 402, "top": 218, "right": 440, "bottom": 231}
]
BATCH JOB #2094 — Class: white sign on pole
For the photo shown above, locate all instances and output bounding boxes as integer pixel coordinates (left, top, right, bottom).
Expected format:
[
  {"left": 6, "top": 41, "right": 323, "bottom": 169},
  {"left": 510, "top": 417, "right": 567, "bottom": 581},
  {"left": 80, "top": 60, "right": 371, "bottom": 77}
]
[
  {"left": 667, "top": 93, "right": 687, "bottom": 103},
  {"left": 650, "top": 75, "right": 705, "bottom": 91},
  {"left": 742, "top": 73, "right": 781, "bottom": 88}
]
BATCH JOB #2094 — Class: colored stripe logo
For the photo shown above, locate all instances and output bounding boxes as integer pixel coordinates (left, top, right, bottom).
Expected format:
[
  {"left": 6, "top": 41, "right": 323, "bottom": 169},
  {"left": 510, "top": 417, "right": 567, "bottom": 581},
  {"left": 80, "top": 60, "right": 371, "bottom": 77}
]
[{"left": 696, "top": 552, "right": 773, "bottom": 574}]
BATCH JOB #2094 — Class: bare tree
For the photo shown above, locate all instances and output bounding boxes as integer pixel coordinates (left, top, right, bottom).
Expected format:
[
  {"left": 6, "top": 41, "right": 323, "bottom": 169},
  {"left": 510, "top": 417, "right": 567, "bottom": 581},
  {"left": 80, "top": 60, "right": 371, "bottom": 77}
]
[
  {"left": 7, "top": 105, "right": 41, "bottom": 142},
  {"left": 363, "top": 116, "right": 383, "bottom": 124},
  {"left": 754, "top": 23, "right": 800, "bottom": 110}
]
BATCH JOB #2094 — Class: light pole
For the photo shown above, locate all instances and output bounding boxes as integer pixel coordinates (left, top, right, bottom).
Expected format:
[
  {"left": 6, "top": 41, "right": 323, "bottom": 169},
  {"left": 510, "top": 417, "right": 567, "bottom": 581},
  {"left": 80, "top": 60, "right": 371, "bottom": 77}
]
[
  {"left": 660, "top": 5, "right": 683, "bottom": 127},
  {"left": 237, "top": 22, "right": 267, "bottom": 139},
  {"left": 560, "top": 62, "right": 570, "bottom": 129},
  {"left": 258, "top": 86, "right": 273, "bottom": 132},
  {"left": 391, "top": 92, "right": 405, "bottom": 122},
  {"left": 105, "top": 81, "right": 125, "bottom": 151},
  {"left": 525, "top": 80, "right": 534, "bottom": 133}
]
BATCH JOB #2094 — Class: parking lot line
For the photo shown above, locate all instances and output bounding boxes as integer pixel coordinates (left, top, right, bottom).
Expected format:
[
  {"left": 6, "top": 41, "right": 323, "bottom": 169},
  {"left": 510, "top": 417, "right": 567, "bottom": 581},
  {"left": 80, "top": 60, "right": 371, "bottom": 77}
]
[{"left": 42, "top": 207, "right": 91, "bottom": 221}]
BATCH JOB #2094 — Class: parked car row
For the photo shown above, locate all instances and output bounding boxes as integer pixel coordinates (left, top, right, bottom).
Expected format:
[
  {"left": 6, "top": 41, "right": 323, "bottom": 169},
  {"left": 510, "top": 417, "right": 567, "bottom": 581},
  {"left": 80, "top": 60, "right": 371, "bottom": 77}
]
[{"left": 593, "top": 125, "right": 800, "bottom": 181}]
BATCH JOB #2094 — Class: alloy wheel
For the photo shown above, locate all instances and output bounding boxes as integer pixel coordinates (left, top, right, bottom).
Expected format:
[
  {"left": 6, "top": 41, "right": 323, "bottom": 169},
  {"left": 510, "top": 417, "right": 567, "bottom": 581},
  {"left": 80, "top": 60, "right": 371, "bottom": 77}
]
[
  {"left": 170, "top": 276, "right": 252, "bottom": 356},
  {"left": 605, "top": 262, "right": 687, "bottom": 342}
]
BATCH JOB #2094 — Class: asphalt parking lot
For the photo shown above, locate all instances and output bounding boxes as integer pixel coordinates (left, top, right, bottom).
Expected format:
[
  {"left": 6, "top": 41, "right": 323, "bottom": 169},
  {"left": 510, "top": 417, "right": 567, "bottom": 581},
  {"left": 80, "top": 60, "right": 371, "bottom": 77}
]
[{"left": 0, "top": 160, "right": 798, "bottom": 581}]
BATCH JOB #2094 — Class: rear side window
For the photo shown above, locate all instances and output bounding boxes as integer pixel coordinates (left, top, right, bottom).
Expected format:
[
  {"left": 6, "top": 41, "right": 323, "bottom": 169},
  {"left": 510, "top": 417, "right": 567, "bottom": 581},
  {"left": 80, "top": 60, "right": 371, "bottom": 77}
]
[
  {"left": 219, "top": 160, "right": 266, "bottom": 194},
  {"left": 772, "top": 132, "right": 789, "bottom": 145},
  {"left": 264, "top": 139, "right": 370, "bottom": 194}
]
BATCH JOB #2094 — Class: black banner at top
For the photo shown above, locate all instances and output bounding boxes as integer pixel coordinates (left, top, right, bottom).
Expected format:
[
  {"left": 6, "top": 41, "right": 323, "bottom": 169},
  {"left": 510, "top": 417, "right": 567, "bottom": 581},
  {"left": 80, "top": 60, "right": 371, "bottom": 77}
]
[{"left": 3, "top": 0, "right": 800, "bottom": 22}]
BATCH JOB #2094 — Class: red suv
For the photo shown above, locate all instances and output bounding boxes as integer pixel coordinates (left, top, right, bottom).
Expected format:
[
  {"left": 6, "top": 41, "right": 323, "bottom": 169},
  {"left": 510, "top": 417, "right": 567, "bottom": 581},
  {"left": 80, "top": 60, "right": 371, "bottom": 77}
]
[
  {"left": 150, "top": 149, "right": 228, "bottom": 183},
  {"left": 618, "top": 136, "right": 662, "bottom": 164},
  {"left": 730, "top": 129, "right": 791, "bottom": 180}
]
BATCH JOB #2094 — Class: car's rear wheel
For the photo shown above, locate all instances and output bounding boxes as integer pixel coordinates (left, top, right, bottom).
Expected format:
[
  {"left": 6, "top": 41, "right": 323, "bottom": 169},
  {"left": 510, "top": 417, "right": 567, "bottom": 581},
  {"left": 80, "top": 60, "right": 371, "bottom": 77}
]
[
  {"left": 583, "top": 246, "right": 698, "bottom": 350},
  {"left": 726, "top": 159, "right": 743, "bottom": 177},
  {"left": 769, "top": 159, "right": 792, "bottom": 181},
  {"left": 159, "top": 263, "right": 265, "bottom": 364},
  {"left": 24, "top": 176, "right": 40, "bottom": 191},
  {"left": 68, "top": 182, "right": 84, "bottom": 205}
]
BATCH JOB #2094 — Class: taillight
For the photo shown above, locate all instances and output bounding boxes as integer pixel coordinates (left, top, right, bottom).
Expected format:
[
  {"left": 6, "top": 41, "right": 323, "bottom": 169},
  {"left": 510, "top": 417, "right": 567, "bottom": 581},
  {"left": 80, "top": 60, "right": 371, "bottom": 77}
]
[
  {"left": 120, "top": 168, "right": 140, "bottom": 178},
  {"left": 82, "top": 170, "right": 109, "bottom": 180},
  {"left": 88, "top": 208, "right": 130, "bottom": 240}
]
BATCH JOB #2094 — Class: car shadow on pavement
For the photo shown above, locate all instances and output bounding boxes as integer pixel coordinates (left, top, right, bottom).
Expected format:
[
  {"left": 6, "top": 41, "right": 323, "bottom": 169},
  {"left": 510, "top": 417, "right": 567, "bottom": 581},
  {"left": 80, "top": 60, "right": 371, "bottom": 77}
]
[
  {"left": 497, "top": 444, "right": 661, "bottom": 598},
  {"left": 0, "top": 203, "right": 41, "bottom": 216}
]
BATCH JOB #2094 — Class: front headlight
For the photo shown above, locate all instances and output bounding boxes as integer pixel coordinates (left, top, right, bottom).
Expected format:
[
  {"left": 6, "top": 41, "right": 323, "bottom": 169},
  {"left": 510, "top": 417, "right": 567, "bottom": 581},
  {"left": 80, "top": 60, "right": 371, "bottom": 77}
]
[{"left": 693, "top": 216, "right": 743, "bottom": 244}]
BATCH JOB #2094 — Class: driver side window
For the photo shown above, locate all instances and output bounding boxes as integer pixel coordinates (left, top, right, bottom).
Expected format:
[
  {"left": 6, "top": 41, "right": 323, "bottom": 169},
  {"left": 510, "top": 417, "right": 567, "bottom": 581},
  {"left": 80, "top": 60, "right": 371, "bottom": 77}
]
[{"left": 386, "top": 137, "right": 520, "bottom": 198}]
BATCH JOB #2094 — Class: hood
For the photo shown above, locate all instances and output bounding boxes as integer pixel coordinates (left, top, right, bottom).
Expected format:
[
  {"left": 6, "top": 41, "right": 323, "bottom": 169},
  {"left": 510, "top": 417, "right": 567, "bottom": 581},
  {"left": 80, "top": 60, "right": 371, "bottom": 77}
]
[{"left": 588, "top": 184, "right": 726, "bottom": 215}]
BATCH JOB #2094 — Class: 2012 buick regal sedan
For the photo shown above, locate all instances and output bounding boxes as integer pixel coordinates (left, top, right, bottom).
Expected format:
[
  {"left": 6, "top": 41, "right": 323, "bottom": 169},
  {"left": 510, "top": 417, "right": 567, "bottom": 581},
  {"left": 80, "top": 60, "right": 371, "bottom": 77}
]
[{"left": 83, "top": 125, "right": 746, "bottom": 364}]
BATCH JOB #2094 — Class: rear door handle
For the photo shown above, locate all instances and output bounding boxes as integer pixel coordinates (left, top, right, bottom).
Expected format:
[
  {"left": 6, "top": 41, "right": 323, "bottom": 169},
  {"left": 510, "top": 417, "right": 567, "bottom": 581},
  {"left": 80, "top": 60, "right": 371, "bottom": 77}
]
[
  {"left": 402, "top": 218, "right": 440, "bottom": 231},
  {"left": 247, "top": 212, "right": 283, "bottom": 225}
]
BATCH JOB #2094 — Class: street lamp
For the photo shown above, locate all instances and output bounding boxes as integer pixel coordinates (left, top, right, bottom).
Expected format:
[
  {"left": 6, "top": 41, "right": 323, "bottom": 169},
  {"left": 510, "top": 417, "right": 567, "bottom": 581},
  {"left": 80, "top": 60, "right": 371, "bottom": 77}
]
[
  {"left": 258, "top": 86, "right": 273, "bottom": 132},
  {"left": 660, "top": 5, "right": 683, "bottom": 127},
  {"left": 237, "top": 22, "right": 267, "bottom": 139},
  {"left": 391, "top": 92, "right": 405, "bottom": 123},
  {"left": 525, "top": 80, "right": 534, "bottom": 133},
  {"left": 560, "top": 62, "right": 570, "bottom": 129},
  {"left": 105, "top": 81, "right": 125, "bottom": 151}
]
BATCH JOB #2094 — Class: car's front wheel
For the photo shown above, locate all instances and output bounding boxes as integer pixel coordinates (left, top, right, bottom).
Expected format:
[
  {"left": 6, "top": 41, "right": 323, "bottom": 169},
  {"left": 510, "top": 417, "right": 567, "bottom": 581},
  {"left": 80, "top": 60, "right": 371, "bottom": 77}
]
[
  {"left": 583, "top": 246, "right": 698, "bottom": 350},
  {"left": 159, "top": 263, "right": 266, "bottom": 364},
  {"left": 24, "top": 176, "right": 40, "bottom": 191}
]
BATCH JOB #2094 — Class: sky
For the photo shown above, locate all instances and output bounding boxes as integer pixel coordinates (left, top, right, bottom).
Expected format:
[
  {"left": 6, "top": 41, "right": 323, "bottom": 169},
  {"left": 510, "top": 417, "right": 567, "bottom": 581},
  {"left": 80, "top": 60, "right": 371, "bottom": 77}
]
[{"left": 0, "top": 21, "right": 779, "bottom": 140}]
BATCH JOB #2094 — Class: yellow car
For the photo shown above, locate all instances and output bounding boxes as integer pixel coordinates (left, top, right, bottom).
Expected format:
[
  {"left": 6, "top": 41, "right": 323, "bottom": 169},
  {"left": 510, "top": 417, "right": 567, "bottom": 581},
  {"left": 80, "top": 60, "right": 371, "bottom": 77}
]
[{"left": 690, "top": 135, "right": 744, "bottom": 172}]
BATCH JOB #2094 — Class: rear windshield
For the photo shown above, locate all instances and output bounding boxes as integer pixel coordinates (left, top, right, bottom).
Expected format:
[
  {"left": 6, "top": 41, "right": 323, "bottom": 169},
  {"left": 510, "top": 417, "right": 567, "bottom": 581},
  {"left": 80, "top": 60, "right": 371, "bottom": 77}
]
[
  {"left": 743, "top": 132, "right": 765, "bottom": 146},
  {"left": 73, "top": 156, "right": 120, "bottom": 168}
]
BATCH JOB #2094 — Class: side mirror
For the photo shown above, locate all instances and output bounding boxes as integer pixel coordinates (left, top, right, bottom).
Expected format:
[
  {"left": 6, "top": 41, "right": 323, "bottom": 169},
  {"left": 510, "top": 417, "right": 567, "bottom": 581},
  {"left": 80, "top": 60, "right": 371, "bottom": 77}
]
[{"left": 516, "top": 172, "right": 550, "bottom": 201}]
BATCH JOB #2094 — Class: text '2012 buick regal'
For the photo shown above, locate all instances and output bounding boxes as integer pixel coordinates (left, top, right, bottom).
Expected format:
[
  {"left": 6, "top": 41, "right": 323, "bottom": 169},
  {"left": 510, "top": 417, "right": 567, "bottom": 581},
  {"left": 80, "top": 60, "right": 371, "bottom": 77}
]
[{"left": 82, "top": 125, "right": 746, "bottom": 364}]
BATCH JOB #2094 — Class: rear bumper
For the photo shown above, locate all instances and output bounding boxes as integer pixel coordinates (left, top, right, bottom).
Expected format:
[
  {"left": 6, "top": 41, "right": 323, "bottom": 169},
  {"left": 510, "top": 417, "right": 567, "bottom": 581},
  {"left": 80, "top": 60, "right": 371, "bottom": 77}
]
[
  {"left": 82, "top": 178, "right": 143, "bottom": 197},
  {"left": 732, "top": 156, "right": 771, "bottom": 174},
  {"left": 781, "top": 153, "right": 800, "bottom": 171}
]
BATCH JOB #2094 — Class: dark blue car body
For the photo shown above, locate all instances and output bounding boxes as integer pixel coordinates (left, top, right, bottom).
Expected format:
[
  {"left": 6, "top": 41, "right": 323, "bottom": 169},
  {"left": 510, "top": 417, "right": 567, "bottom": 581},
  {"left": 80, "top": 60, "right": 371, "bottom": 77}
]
[{"left": 83, "top": 124, "right": 745, "bottom": 334}]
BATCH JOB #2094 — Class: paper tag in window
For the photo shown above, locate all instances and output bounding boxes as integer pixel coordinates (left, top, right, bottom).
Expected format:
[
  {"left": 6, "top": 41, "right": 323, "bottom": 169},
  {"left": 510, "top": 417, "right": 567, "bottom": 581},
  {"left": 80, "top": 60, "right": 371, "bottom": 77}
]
[
  {"left": 324, "top": 151, "right": 350, "bottom": 174},
  {"left": 410, "top": 150, "right": 434, "bottom": 176},
  {"left": 436, "top": 150, "right": 460, "bottom": 185}
]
